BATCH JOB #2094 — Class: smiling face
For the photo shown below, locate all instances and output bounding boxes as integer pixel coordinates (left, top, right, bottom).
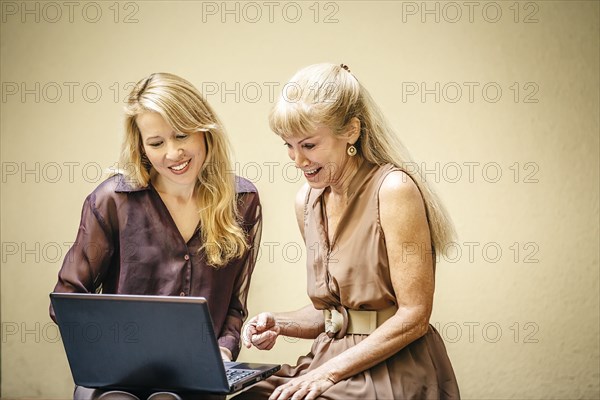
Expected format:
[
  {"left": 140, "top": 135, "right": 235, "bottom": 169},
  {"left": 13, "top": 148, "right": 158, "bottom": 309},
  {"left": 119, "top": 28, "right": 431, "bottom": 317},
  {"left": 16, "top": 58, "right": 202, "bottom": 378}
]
[
  {"left": 136, "top": 112, "right": 207, "bottom": 193},
  {"left": 284, "top": 123, "right": 360, "bottom": 191}
]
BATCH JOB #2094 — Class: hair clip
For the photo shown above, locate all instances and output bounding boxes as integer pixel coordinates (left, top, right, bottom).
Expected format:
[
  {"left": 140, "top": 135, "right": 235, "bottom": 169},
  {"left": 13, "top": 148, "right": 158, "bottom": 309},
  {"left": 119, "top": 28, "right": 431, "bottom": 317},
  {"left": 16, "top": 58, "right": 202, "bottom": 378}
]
[{"left": 340, "top": 64, "right": 351, "bottom": 73}]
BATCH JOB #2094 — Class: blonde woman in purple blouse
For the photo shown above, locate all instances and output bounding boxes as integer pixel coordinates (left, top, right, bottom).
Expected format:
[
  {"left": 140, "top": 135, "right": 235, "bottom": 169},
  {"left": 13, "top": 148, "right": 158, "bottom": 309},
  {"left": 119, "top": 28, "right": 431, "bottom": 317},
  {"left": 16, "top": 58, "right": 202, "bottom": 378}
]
[{"left": 51, "top": 73, "right": 262, "bottom": 400}]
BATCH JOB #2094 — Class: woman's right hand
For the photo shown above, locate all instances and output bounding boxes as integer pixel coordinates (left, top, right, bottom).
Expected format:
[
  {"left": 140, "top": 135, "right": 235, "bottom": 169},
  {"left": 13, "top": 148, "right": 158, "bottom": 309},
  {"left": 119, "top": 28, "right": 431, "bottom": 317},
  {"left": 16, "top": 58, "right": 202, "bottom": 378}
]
[{"left": 242, "top": 312, "right": 281, "bottom": 350}]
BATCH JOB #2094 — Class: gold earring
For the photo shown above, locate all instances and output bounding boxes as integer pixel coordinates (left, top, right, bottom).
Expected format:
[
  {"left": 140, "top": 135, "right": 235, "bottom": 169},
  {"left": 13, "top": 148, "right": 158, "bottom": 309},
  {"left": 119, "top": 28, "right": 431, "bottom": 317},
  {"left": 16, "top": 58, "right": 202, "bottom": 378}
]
[{"left": 347, "top": 144, "right": 357, "bottom": 157}]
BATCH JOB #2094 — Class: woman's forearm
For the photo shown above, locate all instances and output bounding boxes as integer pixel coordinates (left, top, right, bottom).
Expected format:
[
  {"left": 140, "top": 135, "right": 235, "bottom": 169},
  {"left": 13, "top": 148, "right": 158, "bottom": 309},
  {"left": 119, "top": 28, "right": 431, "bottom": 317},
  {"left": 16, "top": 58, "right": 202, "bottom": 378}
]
[{"left": 274, "top": 304, "right": 324, "bottom": 339}]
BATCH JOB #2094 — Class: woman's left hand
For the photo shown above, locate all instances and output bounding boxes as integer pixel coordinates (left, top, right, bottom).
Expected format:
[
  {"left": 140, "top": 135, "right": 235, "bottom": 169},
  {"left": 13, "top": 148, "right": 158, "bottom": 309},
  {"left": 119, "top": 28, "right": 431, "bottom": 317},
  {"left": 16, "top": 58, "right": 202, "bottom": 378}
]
[{"left": 269, "top": 369, "right": 335, "bottom": 400}]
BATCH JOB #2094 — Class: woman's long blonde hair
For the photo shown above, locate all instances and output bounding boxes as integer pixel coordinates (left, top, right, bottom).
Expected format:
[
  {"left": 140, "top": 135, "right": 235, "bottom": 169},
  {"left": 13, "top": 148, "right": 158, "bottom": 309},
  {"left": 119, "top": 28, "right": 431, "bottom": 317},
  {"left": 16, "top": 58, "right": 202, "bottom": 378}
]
[
  {"left": 120, "top": 72, "right": 247, "bottom": 267},
  {"left": 269, "top": 63, "right": 456, "bottom": 255}
]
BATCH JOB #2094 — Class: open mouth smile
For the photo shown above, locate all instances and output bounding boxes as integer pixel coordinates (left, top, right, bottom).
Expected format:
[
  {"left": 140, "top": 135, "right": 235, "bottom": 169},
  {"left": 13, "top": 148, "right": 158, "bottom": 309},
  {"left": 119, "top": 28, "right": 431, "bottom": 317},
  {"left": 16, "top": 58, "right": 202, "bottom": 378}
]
[
  {"left": 304, "top": 167, "right": 322, "bottom": 177},
  {"left": 169, "top": 159, "right": 190, "bottom": 172}
]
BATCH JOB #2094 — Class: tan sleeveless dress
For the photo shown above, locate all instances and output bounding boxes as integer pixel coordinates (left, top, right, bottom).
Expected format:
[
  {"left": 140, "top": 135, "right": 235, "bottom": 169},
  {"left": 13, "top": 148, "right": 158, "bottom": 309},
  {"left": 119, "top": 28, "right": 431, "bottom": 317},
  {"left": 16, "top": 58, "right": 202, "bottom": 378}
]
[{"left": 237, "top": 162, "right": 460, "bottom": 399}]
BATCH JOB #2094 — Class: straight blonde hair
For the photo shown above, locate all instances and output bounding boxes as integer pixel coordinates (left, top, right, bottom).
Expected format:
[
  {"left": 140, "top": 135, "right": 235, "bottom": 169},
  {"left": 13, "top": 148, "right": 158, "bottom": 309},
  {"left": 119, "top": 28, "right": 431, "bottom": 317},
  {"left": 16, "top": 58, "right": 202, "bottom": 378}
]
[
  {"left": 269, "top": 63, "right": 456, "bottom": 255},
  {"left": 120, "top": 72, "right": 247, "bottom": 267}
]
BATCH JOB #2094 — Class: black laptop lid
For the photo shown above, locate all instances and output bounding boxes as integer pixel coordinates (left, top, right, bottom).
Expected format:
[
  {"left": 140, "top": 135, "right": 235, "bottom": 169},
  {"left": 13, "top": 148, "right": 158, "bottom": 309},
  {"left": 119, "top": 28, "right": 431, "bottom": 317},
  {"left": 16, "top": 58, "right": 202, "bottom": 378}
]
[{"left": 50, "top": 293, "right": 230, "bottom": 393}]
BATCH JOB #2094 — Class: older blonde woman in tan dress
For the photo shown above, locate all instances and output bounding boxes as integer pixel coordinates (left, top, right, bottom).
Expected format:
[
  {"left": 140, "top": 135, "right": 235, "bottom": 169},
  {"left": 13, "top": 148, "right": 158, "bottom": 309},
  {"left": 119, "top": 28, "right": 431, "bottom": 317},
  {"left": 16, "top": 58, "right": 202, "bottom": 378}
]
[{"left": 237, "top": 64, "right": 460, "bottom": 400}]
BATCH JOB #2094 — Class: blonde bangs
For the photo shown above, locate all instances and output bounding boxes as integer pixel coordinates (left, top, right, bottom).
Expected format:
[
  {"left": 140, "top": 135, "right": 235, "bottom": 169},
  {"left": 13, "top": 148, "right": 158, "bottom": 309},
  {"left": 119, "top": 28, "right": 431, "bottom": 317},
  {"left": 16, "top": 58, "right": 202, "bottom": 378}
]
[
  {"left": 269, "top": 63, "right": 361, "bottom": 140},
  {"left": 269, "top": 98, "right": 319, "bottom": 139}
]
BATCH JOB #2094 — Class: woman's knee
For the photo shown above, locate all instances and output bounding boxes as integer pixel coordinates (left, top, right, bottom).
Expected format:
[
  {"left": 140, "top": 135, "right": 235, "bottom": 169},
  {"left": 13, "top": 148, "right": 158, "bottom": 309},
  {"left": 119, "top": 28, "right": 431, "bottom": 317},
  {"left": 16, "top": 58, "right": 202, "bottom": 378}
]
[{"left": 74, "top": 386, "right": 141, "bottom": 400}]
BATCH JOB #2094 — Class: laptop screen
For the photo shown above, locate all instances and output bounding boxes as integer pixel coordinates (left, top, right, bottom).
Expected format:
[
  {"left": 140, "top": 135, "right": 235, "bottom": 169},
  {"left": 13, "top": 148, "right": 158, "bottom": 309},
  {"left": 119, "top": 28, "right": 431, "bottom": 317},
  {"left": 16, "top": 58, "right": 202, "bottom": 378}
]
[{"left": 50, "top": 293, "right": 232, "bottom": 393}]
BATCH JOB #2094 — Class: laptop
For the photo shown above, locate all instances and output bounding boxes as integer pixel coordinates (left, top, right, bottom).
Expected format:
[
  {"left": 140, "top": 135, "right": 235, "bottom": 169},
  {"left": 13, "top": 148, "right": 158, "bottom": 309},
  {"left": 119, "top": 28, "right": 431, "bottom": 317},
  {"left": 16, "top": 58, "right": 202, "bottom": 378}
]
[{"left": 50, "top": 293, "right": 280, "bottom": 394}]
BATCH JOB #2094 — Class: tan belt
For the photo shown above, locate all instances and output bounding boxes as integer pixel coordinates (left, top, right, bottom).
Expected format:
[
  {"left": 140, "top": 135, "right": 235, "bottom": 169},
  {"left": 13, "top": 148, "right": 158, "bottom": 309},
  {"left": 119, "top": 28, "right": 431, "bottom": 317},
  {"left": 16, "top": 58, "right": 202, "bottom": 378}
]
[{"left": 323, "top": 306, "right": 397, "bottom": 338}]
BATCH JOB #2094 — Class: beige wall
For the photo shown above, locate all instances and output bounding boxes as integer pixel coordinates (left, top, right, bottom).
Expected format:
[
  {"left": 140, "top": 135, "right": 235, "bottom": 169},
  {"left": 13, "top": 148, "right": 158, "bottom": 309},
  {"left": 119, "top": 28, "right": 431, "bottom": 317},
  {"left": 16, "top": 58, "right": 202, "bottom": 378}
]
[{"left": 1, "top": 1, "right": 598, "bottom": 398}]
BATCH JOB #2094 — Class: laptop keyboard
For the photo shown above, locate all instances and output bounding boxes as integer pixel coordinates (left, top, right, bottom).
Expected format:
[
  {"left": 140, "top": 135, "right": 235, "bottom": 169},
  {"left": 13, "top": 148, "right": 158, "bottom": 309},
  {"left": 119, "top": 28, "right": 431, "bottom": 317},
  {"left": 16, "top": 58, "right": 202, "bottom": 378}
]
[{"left": 226, "top": 368, "right": 255, "bottom": 385}]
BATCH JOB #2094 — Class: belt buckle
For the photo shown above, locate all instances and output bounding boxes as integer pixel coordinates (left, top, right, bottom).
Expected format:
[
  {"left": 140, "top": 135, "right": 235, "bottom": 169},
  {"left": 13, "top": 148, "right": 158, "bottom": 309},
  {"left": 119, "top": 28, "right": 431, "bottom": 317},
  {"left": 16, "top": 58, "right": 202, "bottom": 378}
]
[{"left": 324, "top": 306, "right": 348, "bottom": 339}]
